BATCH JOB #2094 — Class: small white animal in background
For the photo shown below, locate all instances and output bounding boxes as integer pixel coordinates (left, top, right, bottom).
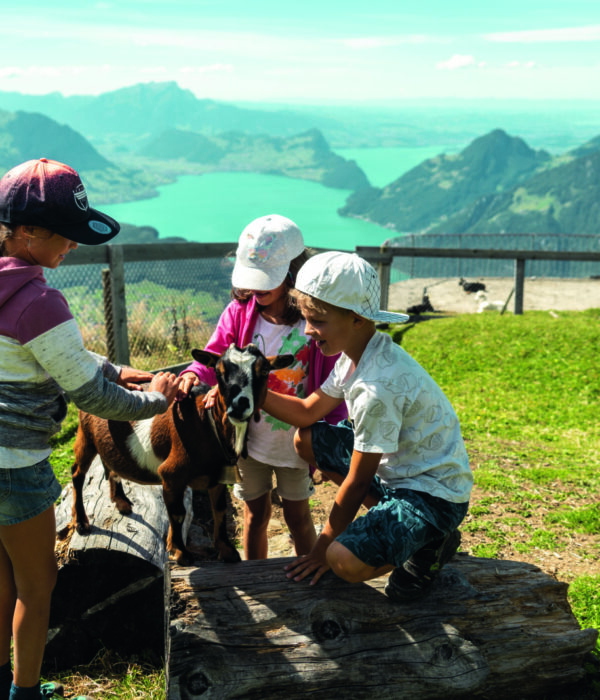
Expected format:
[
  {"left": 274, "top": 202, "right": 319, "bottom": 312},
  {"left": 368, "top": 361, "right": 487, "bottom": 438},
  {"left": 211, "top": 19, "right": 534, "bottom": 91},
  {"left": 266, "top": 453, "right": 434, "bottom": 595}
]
[{"left": 475, "top": 290, "right": 505, "bottom": 313}]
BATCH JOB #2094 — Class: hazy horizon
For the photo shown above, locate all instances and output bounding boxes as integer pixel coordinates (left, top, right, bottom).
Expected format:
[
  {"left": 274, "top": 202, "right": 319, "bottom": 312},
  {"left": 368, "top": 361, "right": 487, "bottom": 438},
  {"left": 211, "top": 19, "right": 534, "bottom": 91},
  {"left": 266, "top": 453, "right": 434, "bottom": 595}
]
[{"left": 2, "top": 1, "right": 599, "bottom": 103}]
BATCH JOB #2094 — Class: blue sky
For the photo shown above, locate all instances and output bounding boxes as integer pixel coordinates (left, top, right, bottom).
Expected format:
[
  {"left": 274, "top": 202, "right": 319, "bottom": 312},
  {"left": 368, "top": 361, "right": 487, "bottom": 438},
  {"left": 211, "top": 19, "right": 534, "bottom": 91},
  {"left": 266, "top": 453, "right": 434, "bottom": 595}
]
[{"left": 2, "top": 0, "right": 600, "bottom": 102}]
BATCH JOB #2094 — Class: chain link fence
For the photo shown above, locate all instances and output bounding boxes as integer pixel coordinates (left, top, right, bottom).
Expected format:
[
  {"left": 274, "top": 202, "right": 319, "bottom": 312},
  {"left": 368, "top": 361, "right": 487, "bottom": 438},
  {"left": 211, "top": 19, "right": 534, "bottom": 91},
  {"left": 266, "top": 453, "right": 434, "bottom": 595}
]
[{"left": 46, "top": 244, "right": 236, "bottom": 371}]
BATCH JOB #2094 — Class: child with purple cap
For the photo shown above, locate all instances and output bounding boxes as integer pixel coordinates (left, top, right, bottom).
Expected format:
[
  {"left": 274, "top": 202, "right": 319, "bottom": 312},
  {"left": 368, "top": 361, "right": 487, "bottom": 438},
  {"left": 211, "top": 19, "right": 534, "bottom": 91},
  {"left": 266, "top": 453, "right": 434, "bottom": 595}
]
[
  {"left": 263, "top": 251, "right": 472, "bottom": 601},
  {"left": 0, "top": 159, "right": 181, "bottom": 700},
  {"left": 179, "top": 215, "right": 347, "bottom": 561}
]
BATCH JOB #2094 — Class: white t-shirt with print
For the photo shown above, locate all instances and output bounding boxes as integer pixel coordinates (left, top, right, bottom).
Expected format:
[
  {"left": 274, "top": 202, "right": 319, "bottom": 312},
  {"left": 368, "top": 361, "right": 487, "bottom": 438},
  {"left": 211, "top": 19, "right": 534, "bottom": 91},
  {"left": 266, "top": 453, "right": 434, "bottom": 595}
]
[
  {"left": 246, "top": 315, "right": 310, "bottom": 468},
  {"left": 320, "top": 331, "right": 472, "bottom": 503}
]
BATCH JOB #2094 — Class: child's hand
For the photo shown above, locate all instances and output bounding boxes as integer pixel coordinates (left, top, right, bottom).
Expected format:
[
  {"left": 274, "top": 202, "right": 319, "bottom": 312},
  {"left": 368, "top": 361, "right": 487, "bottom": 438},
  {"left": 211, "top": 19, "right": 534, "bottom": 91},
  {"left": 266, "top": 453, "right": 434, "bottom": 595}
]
[
  {"left": 149, "top": 371, "right": 181, "bottom": 406},
  {"left": 203, "top": 385, "right": 219, "bottom": 409},
  {"left": 284, "top": 547, "right": 330, "bottom": 586},
  {"left": 118, "top": 367, "right": 155, "bottom": 390},
  {"left": 177, "top": 371, "right": 200, "bottom": 400}
]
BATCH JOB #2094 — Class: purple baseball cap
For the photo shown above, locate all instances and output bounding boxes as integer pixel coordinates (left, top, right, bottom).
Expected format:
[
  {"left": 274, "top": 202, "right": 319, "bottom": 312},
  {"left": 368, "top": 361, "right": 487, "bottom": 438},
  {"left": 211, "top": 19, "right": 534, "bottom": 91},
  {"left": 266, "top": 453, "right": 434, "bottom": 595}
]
[{"left": 0, "top": 158, "right": 120, "bottom": 245}]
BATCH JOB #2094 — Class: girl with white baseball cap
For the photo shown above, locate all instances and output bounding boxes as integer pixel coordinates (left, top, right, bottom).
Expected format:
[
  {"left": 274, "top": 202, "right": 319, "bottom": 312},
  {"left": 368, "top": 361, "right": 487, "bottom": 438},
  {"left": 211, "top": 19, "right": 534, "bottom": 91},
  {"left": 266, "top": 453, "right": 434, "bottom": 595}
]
[{"left": 180, "top": 214, "right": 347, "bottom": 560}]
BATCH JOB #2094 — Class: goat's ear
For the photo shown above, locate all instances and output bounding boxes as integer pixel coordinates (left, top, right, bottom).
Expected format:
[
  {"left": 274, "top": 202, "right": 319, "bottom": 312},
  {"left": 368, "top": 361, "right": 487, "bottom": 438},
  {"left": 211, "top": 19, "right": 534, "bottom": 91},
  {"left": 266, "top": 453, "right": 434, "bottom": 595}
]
[
  {"left": 191, "top": 348, "right": 221, "bottom": 368},
  {"left": 267, "top": 353, "right": 295, "bottom": 371}
]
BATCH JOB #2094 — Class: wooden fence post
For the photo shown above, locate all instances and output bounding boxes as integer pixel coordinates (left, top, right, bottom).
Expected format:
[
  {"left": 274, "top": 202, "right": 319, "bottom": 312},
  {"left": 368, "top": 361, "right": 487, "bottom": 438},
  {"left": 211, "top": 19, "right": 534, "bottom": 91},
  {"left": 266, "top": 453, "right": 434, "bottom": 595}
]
[
  {"left": 514, "top": 257, "right": 525, "bottom": 315},
  {"left": 102, "top": 268, "right": 116, "bottom": 363},
  {"left": 107, "top": 245, "right": 130, "bottom": 366},
  {"left": 377, "top": 247, "right": 392, "bottom": 311}
]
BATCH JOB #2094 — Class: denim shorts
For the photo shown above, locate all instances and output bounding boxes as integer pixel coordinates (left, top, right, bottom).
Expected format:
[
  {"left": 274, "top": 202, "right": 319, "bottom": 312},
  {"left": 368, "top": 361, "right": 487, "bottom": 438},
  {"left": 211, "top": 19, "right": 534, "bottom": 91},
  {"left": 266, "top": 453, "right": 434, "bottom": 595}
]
[
  {"left": 0, "top": 459, "right": 62, "bottom": 526},
  {"left": 311, "top": 420, "right": 469, "bottom": 569},
  {"left": 233, "top": 455, "right": 315, "bottom": 502}
]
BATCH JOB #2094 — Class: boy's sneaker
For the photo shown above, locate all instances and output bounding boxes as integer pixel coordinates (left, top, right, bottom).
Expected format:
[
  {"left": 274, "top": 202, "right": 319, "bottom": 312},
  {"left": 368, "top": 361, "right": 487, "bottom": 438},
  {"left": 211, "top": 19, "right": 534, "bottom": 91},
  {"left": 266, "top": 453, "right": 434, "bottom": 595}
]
[{"left": 385, "top": 529, "right": 461, "bottom": 602}]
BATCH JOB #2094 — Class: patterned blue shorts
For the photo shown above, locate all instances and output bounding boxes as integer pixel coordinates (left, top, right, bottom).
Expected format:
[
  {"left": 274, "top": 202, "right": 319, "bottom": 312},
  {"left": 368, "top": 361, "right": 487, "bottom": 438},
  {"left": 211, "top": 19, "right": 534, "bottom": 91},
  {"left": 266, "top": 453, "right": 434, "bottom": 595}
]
[
  {"left": 311, "top": 420, "right": 469, "bottom": 568},
  {"left": 0, "top": 459, "right": 62, "bottom": 526}
]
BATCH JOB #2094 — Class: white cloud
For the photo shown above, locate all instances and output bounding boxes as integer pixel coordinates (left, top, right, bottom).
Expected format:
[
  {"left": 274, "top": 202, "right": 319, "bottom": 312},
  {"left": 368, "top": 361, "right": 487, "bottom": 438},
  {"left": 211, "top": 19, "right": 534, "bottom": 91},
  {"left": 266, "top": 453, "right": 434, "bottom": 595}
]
[
  {"left": 485, "top": 25, "right": 600, "bottom": 43},
  {"left": 437, "top": 54, "right": 476, "bottom": 70}
]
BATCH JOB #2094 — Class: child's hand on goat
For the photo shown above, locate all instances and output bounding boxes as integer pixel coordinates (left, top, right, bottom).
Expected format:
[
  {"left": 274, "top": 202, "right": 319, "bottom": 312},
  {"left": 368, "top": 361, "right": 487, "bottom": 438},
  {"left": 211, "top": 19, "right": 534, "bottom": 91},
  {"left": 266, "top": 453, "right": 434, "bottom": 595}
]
[
  {"left": 203, "top": 384, "right": 219, "bottom": 409},
  {"left": 117, "top": 366, "right": 155, "bottom": 390},
  {"left": 177, "top": 371, "right": 200, "bottom": 400},
  {"left": 149, "top": 371, "right": 182, "bottom": 406}
]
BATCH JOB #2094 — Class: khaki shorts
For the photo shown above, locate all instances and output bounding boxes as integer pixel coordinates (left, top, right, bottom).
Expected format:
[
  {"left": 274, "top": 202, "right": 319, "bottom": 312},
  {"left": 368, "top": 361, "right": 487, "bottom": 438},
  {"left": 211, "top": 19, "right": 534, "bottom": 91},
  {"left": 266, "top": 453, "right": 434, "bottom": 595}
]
[{"left": 232, "top": 455, "right": 315, "bottom": 503}]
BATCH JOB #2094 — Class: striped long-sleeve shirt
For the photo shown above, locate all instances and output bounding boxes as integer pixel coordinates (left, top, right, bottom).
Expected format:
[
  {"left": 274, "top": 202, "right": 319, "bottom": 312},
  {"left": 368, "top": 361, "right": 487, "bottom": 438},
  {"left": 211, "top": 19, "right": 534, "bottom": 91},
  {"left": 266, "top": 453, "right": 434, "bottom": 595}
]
[{"left": 0, "top": 257, "right": 167, "bottom": 469}]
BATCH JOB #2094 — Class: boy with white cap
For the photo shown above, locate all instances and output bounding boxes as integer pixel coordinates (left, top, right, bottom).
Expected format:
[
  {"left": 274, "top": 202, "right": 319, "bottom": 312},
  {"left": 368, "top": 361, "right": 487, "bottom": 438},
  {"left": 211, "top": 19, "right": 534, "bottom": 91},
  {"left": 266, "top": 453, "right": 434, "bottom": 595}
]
[{"left": 263, "top": 251, "right": 472, "bottom": 600}]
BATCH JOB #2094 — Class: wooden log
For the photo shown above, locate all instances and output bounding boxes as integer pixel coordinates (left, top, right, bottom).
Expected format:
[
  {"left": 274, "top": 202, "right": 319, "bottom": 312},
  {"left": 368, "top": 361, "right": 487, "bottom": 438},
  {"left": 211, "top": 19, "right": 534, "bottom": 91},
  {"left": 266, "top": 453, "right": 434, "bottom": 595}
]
[
  {"left": 46, "top": 455, "right": 193, "bottom": 671},
  {"left": 165, "top": 554, "right": 598, "bottom": 699}
]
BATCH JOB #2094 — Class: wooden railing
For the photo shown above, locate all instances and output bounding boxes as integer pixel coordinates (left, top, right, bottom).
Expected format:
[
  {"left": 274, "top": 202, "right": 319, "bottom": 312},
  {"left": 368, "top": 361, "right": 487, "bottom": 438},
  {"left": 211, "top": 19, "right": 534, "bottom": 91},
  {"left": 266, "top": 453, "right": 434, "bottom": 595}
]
[
  {"left": 61, "top": 241, "right": 600, "bottom": 367},
  {"left": 356, "top": 245, "right": 600, "bottom": 316}
]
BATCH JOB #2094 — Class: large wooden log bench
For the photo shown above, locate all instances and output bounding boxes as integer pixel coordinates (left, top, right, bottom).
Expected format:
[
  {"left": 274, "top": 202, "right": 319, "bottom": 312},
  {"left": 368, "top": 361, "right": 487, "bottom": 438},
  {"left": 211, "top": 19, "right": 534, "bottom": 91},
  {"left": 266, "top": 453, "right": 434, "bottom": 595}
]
[{"left": 166, "top": 555, "right": 598, "bottom": 700}]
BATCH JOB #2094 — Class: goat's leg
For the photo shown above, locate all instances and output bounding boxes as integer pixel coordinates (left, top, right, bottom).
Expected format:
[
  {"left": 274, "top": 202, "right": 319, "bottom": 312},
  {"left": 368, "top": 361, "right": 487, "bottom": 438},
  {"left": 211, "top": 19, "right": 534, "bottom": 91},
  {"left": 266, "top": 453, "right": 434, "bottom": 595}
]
[
  {"left": 71, "top": 426, "right": 97, "bottom": 535},
  {"left": 208, "top": 483, "right": 241, "bottom": 562},
  {"left": 108, "top": 473, "right": 134, "bottom": 514},
  {"left": 161, "top": 482, "right": 192, "bottom": 565}
]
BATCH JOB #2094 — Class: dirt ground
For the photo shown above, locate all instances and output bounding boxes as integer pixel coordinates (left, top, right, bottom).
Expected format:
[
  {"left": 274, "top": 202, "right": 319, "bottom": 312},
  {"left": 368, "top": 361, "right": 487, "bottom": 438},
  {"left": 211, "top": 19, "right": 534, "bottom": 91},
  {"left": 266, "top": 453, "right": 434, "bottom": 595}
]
[{"left": 388, "top": 276, "right": 600, "bottom": 315}]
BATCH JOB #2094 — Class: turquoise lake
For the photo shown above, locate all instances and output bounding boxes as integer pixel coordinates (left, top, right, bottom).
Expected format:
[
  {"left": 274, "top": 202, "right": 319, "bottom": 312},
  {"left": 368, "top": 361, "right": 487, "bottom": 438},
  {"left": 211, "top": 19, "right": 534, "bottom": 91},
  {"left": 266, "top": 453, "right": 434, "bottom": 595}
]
[{"left": 102, "top": 146, "right": 450, "bottom": 250}]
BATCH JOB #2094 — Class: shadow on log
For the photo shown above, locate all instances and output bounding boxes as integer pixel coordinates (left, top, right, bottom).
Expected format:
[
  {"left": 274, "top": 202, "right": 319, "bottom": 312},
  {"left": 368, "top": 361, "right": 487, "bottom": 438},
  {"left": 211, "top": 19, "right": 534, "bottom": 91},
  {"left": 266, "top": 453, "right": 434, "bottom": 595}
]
[
  {"left": 46, "top": 456, "right": 193, "bottom": 672},
  {"left": 166, "top": 554, "right": 598, "bottom": 700}
]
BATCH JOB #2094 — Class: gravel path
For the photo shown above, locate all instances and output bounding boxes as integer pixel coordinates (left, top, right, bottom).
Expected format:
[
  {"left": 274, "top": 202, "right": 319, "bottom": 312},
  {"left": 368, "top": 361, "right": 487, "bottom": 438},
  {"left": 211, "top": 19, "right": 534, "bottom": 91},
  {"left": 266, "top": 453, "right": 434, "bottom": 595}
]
[{"left": 388, "top": 276, "right": 600, "bottom": 315}]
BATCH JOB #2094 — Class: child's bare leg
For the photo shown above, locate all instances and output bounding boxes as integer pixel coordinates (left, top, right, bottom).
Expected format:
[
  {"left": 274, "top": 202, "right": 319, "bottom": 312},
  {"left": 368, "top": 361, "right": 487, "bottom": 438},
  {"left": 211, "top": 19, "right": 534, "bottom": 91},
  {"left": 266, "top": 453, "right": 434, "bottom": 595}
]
[
  {"left": 293, "top": 427, "right": 316, "bottom": 465},
  {"left": 326, "top": 540, "right": 393, "bottom": 584},
  {"left": 0, "top": 506, "right": 57, "bottom": 688},
  {"left": 243, "top": 494, "right": 271, "bottom": 560},
  {"left": 0, "top": 542, "right": 16, "bottom": 669},
  {"left": 281, "top": 497, "right": 316, "bottom": 555}
]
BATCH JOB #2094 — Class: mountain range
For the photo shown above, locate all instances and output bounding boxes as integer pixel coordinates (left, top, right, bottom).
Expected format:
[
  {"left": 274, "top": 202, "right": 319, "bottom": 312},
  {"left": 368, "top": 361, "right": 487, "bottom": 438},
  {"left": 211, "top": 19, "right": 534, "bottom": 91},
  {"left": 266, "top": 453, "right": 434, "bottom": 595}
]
[
  {"left": 0, "top": 82, "right": 346, "bottom": 151},
  {"left": 0, "top": 108, "right": 367, "bottom": 204},
  {"left": 0, "top": 82, "right": 599, "bottom": 237},
  {"left": 340, "top": 129, "right": 600, "bottom": 236}
]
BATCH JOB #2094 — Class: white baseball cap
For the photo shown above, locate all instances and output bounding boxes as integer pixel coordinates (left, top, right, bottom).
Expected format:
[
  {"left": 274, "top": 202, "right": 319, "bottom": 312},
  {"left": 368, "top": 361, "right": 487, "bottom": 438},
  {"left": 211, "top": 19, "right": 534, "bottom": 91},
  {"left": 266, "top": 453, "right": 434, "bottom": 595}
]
[
  {"left": 232, "top": 214, "right": 305, "bottom": 291},
  {"left": 296, "top": 251, "right": 409, "bottom": 324}
]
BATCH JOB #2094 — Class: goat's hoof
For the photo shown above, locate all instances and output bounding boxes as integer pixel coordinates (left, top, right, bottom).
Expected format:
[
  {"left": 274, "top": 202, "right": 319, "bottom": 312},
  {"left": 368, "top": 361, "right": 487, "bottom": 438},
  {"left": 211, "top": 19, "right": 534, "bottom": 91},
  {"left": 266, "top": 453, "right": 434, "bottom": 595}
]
[
  {"left": 76, "top": 521, "right": 91, "bottom": 535},
  {"left": 172, "top": 549, "right": 194, "bottom": 567},
  {"left": 115, "top": 501, "right": 133, "bottom": 515},
  {"left": 220, "top": 547, "right": 242, "bottom": 563}
]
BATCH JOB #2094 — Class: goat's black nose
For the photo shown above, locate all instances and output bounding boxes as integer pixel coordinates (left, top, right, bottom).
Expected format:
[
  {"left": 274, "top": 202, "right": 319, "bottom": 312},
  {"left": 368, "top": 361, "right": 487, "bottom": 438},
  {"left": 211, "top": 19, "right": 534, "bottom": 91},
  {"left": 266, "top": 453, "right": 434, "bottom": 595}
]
[{"left": 229, "top": 394, "right": 251, "bottom": 417}]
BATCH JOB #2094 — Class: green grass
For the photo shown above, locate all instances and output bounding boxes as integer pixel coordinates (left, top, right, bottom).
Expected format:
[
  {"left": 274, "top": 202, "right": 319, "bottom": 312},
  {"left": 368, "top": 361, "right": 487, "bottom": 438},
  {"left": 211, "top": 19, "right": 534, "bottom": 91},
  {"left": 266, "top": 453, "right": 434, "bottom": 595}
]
[{"left": 47, "top": 308, "right": 600, "bottom": 696}]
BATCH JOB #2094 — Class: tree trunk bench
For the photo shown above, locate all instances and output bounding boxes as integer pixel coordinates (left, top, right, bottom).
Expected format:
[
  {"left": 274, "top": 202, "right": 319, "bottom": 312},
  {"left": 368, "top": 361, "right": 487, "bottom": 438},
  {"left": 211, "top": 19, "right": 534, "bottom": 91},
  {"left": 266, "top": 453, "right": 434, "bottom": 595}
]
[
  {"left": 46, "top": 456, "right": 194, "bottom": 671},
  {"left": 166, "top": 554, "right": 598, "bottom": 699}
]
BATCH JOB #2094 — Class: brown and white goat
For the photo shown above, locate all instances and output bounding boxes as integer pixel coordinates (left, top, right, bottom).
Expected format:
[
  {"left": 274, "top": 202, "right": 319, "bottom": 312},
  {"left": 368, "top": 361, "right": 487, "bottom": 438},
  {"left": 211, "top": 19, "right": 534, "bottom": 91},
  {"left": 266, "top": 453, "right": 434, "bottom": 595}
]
[{"left": 70, "top": 343, "right": 294, "bottom": 565}]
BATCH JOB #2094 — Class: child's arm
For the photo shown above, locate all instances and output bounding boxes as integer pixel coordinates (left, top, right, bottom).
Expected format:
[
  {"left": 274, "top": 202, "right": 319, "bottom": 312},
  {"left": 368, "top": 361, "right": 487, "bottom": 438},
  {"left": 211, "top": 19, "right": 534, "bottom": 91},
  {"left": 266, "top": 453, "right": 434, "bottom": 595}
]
[
  {"left": 263, "top": 388, "right": 343, "bottom": 428},
  {"left": 179, "top": 301, "right": 244, "bottom": 393},
  {"left": 285, "top": 449, "right": 382, "bottom": 585}
]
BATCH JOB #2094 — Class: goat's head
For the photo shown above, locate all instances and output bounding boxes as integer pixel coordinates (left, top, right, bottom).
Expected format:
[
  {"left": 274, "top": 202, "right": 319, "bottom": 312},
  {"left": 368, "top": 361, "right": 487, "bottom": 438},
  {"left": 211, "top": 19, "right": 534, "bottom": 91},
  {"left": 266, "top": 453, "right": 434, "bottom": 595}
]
[{"left": 191, "top": 343, "right": 294, "bottom": 424}]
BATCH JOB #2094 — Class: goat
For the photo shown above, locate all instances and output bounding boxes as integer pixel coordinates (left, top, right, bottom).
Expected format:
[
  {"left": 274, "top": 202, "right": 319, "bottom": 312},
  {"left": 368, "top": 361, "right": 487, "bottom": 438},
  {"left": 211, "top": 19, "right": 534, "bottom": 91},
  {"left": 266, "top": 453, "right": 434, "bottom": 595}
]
[
  {"left": 407, "top": 293, "right": 434, "bottom": 315},
  {"left": 459, "top": 277, "right": 487, "bottom": 294},
  {"left": 70, "top": 343, "right": 294, "bottom": 566},
  {"left": 475, "top": 290, "right": 505, "bottom": 313}
]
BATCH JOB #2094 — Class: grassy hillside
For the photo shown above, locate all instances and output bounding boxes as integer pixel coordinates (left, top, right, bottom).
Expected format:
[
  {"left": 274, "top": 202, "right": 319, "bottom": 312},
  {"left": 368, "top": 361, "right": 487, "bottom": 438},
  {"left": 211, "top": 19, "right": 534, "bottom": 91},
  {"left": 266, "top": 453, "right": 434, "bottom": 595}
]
[{"left": 47, "top": 310, "right": 599, "bottom": 698}]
